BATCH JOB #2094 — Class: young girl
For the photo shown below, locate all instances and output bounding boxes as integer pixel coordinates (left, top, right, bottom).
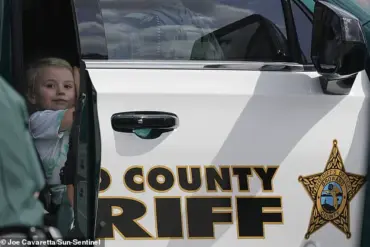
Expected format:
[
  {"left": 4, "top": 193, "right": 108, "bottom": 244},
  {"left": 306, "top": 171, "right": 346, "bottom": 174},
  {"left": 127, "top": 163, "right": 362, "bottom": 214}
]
[{"left": 26, "top": 57, "right": 79, "bottom": 235}]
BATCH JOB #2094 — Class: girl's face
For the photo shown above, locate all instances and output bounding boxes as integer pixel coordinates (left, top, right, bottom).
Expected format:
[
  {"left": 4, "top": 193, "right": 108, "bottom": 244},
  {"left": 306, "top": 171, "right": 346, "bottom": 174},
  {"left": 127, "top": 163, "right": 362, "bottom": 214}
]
[{"left": 30, "top": 66, "right": 76, "bottom": 111}]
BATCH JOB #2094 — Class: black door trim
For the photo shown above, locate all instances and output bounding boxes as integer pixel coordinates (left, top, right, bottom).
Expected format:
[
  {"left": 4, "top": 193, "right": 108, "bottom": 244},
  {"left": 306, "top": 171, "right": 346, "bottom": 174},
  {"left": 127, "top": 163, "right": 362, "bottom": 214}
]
[{"left": 10, "top": 0, "right": 24, "bottom": 94}]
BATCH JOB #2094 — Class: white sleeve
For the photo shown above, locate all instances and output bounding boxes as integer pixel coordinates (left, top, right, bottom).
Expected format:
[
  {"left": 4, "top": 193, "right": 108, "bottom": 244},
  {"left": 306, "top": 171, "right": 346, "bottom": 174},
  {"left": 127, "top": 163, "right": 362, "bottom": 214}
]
[{"left": 29, "top": 110, "right": 67, "bottom": 140}]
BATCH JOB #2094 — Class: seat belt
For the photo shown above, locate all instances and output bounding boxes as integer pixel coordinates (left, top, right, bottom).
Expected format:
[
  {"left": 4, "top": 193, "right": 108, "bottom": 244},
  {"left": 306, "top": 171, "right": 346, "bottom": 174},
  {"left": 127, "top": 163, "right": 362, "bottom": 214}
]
[{"left": 33, "top": 143, "right": 55, "bottom": 214}]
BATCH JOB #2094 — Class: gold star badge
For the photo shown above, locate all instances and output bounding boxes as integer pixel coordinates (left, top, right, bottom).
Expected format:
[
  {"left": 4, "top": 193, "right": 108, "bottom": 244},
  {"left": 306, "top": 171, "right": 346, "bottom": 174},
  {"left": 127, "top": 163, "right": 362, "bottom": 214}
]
[{"left": 298, "top": 140, "right": 366, "bottom": 239}]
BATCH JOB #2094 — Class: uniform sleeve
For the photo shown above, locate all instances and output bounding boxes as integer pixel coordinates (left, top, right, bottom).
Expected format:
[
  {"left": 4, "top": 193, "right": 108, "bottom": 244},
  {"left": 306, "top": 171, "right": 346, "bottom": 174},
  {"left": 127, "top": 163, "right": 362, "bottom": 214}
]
[
  {"left": 0, "top": 77, "right": 46, "bottom": 227},
  {"left": 0, "top": 79, "right": 46, "bottom": 191},
  {"left": 29, "top": 110, "right": 67, "bottom": 140}
]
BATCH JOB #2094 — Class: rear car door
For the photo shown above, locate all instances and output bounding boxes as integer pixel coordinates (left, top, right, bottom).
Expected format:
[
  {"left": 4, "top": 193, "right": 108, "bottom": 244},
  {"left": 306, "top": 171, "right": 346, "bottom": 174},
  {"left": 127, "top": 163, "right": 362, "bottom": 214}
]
[{"left": 74, "top": 0, "right": 370, "bottom": 246}]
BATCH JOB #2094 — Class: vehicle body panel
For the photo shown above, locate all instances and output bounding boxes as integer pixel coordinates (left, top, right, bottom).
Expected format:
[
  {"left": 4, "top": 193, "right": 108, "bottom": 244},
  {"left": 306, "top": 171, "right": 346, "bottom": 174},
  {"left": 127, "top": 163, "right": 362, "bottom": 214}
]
[
  {"left": 71, "top": 0, "right": 370, "bottom": 246},
  {"left": 86, "top": 60, "right": 369, "bottom": 247}
]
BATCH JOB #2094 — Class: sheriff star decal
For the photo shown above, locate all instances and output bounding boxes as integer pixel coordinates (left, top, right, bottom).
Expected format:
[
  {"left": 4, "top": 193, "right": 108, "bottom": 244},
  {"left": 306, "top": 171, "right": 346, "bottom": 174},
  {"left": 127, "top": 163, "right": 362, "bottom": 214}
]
[{"left": 298, "top": 140, "right": 366, "bottom": 239}]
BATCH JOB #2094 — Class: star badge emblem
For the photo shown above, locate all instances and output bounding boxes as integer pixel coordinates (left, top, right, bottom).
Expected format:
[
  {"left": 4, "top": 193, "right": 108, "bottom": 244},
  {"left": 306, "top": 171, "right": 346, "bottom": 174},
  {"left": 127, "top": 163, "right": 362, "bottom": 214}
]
[{"left": 298, "top": 140, "right": 366, "bottom": 239}]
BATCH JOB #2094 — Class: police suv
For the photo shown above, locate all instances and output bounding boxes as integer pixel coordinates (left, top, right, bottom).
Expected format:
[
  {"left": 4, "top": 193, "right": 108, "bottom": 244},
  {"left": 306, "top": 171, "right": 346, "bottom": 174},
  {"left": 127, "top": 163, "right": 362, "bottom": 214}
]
[{"left": 1, "top": 0, "right": 370, "bottom": 247}]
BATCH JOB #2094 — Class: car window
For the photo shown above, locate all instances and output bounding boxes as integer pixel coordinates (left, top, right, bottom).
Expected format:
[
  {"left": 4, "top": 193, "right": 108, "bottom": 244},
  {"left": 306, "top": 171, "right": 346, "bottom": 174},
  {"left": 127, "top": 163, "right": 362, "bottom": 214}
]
[
  {"left": 291, "top": 0, "right": 312, "bottom": 63},
  {"left": 0, "top": 0, "right": 11, "bottom": 82},
  {"left": 97, "top": 0, "right": 291, "bottom": 62}
]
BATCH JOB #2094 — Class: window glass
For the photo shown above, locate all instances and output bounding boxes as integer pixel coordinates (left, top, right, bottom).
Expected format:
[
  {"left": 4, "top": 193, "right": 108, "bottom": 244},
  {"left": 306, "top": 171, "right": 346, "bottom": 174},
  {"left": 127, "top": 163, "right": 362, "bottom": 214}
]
[
  {"left": 98, "top": 0, "right": 292, "bottom": 62},
  {"left": 73, "top": 0, "right": 108, "bottom": 59},
  {"left": 0, "top": 0, "right": 11, "bottom": 82},
  {"left": 291, "top": 0, "right": 312, "bottom": 63}
]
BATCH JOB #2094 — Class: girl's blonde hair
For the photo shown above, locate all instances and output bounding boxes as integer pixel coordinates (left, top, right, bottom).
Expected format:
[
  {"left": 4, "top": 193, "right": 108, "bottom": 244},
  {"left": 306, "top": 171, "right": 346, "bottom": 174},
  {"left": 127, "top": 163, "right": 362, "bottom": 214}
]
[{"left": 26, "top": 57, "right": 73, "bottom": 96}]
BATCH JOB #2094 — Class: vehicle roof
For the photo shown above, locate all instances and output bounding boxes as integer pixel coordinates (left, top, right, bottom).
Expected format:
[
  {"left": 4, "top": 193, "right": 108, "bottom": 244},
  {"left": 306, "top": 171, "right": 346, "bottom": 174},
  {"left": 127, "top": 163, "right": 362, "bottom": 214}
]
[{"left": 301, "top": 0, "right": 370, "bottom": 25}]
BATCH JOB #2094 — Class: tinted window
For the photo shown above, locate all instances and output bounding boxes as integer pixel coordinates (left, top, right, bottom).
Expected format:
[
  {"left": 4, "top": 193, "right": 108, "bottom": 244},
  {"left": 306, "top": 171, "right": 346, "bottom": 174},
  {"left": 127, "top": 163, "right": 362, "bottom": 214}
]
[
  {"left": 291, "top": 0, "right": 312, "bottom": 63},
  {"left": 74, "top": 0, "right": 108, "bottom": 59},
  {"left": 98, "top": 0, "right": 291, "bottom": 62},
  {"left": 0, "top": 0, "right": 12, "bottom": 82}
]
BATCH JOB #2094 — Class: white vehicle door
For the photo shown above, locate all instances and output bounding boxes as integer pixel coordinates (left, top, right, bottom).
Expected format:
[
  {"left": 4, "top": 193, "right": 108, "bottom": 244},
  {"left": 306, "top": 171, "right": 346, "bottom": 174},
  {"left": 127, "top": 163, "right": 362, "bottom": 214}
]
[{"left": 73, "top": 0, "right": 370, "bottom": 247}]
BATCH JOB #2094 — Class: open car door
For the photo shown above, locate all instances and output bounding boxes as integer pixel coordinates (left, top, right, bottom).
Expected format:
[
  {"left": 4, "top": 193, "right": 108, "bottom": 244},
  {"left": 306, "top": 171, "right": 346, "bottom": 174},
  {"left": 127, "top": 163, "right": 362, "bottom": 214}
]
[
  {"left": 69, "top": 59, "right": 101, "bottom": 240},
  {"left": 70, "top": 0, "right": 102, "bottom": 239}
]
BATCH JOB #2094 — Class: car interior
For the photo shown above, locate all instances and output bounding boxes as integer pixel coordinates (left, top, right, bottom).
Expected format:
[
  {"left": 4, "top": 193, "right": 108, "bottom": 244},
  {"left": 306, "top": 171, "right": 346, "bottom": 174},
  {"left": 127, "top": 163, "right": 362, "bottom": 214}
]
[
  {"left": 22, "top": 0, "right": 79, "bottom": 82},
  {"left": 11, "top": 0, "right": 83, "bottom": 239},
  {"left": 22, "top": 1, "right": 102, "bottom": 241}
]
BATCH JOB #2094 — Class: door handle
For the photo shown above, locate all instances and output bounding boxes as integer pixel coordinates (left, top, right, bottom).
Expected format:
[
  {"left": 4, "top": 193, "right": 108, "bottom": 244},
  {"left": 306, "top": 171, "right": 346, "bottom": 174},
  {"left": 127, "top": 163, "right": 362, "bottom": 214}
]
[{"left": 111, "top": 111, "right": 179, "bottom": 133}]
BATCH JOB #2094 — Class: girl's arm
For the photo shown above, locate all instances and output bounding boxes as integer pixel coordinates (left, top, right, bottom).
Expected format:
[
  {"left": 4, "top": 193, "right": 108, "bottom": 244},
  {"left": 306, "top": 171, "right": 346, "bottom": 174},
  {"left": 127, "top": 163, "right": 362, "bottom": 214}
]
[{"left": 60, "top": 107, "right": 75, "bottom": 131}]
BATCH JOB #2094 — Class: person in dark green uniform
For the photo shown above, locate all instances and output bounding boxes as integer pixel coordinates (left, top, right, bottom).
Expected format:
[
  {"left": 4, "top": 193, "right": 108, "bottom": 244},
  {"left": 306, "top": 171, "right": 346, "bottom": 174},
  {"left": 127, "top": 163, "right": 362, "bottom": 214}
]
[{"left": 0, "top": 75, "right": 46, "bottom": 243}]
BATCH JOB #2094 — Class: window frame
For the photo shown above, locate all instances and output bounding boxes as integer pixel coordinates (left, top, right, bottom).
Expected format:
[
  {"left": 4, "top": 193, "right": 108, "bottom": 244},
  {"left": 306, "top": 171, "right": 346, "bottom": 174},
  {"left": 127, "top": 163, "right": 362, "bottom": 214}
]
[
  {"left": 0, "top": 0, "right": 14, "bottom": 84},
  {"left": 290, "top": 0, "right": 315, "bottom": 64},
  {"left": 75, "top": 0, "right": 314, "bottom": 68},
  {"left": 9, "top": 0, "right": 24, "bottom": 93},
  {"left": 0, "top": 0, "right": 4, "bottom": 59},
  {"left": 71, "top": 0, "right": 103, "bottom": 240},
  {"left": 281, "top": 0, "right": 304, "bottom": 64},
  {"left": 294, "top": 0, "right": 314, "bottom": 21}
]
